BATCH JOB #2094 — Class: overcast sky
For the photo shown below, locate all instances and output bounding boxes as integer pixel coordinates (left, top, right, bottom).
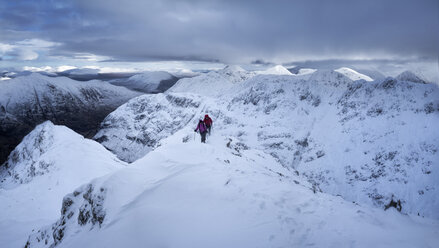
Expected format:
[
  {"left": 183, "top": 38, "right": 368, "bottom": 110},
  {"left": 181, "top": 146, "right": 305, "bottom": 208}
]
[{"left": 0, "top": 0, "right": 438, "bottom": 67}]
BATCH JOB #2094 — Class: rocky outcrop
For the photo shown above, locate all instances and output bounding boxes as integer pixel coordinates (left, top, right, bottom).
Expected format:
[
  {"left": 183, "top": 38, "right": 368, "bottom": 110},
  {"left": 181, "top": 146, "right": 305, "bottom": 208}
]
[{"left": 94, "top": 93, "right": 204, "bottom": 162}]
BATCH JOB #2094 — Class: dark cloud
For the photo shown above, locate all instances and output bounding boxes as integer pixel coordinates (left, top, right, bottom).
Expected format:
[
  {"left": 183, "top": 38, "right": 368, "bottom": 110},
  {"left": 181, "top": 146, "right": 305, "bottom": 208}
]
[{"left": 0, "top": 0, "right": 438, "bottom": 63}]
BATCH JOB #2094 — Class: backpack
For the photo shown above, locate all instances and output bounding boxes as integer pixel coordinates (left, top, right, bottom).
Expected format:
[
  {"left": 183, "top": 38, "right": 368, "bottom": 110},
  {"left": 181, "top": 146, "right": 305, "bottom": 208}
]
[
  {"left": 204, "top": 116, "right": 212, "bottom": 126},
  {"left": 198, "top": 122, "right": 207, "bottom": 133}
]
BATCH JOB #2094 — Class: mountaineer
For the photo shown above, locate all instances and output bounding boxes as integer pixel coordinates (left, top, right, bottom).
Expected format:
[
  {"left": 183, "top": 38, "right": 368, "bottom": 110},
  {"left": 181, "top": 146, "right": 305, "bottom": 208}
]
[{"left": 194, "top": 119, "right": 208, "bottom": 143}]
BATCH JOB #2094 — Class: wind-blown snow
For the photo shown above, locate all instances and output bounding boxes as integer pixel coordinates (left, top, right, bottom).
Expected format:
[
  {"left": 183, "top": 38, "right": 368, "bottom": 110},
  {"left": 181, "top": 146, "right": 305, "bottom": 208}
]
[
  {"left": 0, "top": 121, "right": 124, "bottom": 247},
  {"left": 335, "top": 67, "right": 374, "bottom": 81}
]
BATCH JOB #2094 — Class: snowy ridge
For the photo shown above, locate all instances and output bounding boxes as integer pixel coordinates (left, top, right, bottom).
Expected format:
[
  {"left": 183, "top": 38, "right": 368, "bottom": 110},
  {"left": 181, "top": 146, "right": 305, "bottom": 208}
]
[
  {"left": 168, "top": 65, "right": 255, "bottom": 97},
  {"left": 396, "top": 70, "right": 427, "bottom": 84},
  {"left": 0, "top": 121, "right": 124, "bottom": 188},
  {"left": 110, "top": 71, "right": 178, "bottom": 93},
  {"left": 334, "top": 67, "right": 374, "bottom": 81},
  {"left": 25, "top": 129, "right": 439, "bottom": 248},
  {"left": 0, "top": 121, "right": 124, "bottom": 247}
]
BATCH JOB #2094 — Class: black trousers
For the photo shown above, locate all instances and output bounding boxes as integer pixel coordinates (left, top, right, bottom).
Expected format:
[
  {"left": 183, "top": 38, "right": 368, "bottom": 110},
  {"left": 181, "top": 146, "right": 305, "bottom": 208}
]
[{"left": 200, "top": 131, "right": 207, "bottom": 143}]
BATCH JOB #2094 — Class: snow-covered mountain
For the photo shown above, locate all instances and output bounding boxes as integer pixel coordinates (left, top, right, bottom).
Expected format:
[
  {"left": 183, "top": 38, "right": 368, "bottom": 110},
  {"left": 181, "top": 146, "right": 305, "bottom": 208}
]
[
  {"left": 168, "top": 65, "right": 255, "bottom": 97},
  {"left": 0, "top": 73, "right": 141, "bottom": 165},
  {"left": 110, "top": 71, "right": 179, "bottom": 93},
  {"left": 396, "top": 70, "right": 428, "bottom": 84},
  {"left": 0, "top": 121, "right": 125, "bottom": 247},
  {"left": 94, "top": 93, "right": 204, "bottom": 162},
  {"left": 94, "top": 69, "right": 439, "bottom": 219},
  {"left": 2, "top": 67, "right": 439, "bottom": 247},
  {"left": 335, "top": 67, "right": 374, "bottom": 81},
  {"left": 258, "top": 65, "right": 293, "bottom": 75}
]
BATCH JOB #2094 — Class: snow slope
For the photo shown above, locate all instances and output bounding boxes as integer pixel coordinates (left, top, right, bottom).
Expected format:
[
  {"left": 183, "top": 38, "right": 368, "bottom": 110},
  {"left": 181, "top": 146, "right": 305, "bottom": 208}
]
[
  {"left": 0, "top": 121, "right": 125, "bottom": 247},
  {"left": 95, "top": 69, "right": 439, "bottom": 219},
  {"left": 25, "top": 127, "right": 439, "bottom": 248},
  {"left": 335, "top": 67, "right": 373, "bottom": 81},
  {"left": 110, "top": 71, "right": 178, "bottom": 93}
]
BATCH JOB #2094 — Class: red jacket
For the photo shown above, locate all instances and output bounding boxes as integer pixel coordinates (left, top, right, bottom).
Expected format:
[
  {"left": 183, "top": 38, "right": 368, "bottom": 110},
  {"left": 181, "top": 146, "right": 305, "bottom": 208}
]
[{"left": 204, "top": 116, "right": 213, "bottom": 126}]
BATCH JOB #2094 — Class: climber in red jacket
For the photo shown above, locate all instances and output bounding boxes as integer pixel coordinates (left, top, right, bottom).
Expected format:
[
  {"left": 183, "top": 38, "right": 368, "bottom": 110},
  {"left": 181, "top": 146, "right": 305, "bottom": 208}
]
[{"left": 204, "top": 114, "right": 213, "bottom": 134}]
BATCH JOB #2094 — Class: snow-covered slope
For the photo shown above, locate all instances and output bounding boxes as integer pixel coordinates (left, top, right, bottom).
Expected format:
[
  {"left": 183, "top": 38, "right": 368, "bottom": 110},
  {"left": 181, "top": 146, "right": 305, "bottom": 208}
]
[
  {"left": 167, "top": 65, "right": 255, "bottom": 97},
  {"left": 227, "top": 72, "right": 439, "bottom": 219},
  {"left": 0, "top": 121, "right": 125, "bottom": 247},
  {"left": 25, "top": 128, "right": 439, "bottom": 248},
  {"left": 335, "top": 67, "right": 373, "bottom": 81},
  {"left": 0, "top": 73, "right": 141, "bottom": 165},
  {"left": 258, "top": 65, "right": 293, "bottom": 75},
  {"left": 110, "top": 71, "right": 179, "bottom": 93},
  {"left": 95, "top": 69, "right": 439, "bottom": 219}
]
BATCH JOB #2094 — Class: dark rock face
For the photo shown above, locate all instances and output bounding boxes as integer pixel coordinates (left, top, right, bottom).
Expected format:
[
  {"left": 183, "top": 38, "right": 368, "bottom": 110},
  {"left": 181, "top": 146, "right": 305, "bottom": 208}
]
[
  {"left": 25, "top": 183, "right": 107, "bottom": 247},
  {"left": 94, "top": 93, "right": 203, "bottom": 163},
  {"left": 0, "top": 74, "right": 140, "bottom": 165}
]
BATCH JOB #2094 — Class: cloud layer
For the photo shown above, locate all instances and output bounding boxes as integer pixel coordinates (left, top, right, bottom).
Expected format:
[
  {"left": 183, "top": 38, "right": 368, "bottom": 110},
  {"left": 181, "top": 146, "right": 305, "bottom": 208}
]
[{"left": 0, "top": 0, "right": 438, "bottom": 63}]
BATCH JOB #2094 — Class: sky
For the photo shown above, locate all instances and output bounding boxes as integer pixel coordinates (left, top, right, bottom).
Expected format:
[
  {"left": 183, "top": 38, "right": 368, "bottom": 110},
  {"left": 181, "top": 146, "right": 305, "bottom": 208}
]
[{"left": 0, "top": 0, "right": 438, "bottom": 78}]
